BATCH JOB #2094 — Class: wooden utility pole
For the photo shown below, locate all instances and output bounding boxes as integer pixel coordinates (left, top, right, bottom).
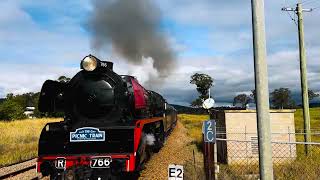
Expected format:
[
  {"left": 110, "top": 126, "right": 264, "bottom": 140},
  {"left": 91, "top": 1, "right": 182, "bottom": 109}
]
[
  {"left": 251, "top": 0, "right": 274, "bottom": 179},
  {"left": 282, "top": 3, "right": 312, "bottom": 155}
]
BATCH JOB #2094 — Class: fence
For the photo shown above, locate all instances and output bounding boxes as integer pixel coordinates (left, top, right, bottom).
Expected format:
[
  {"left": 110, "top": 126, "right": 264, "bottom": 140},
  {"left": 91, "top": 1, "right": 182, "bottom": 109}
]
[{"left": 205, "top": 129, "right": 320, "bottom": 180}]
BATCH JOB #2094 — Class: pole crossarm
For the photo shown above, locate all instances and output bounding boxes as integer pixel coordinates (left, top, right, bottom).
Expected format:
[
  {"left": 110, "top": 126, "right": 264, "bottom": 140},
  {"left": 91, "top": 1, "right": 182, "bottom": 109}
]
[
  {"left": 281, "top": 7, "right": 296, "bottom": 11},
  {"left": 281, "top": 4, "right": 313, "bottom": 12}
]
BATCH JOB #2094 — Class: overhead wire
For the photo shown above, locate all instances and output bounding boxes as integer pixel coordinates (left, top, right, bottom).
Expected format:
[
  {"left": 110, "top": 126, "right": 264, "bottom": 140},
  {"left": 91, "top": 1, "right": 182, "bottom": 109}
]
[
  {"left": 284, "top": 0, "right": 298, "bottom": 26},
  {"left": 301, "top": 0, "right": 319, "bottom": 5},
  {"left": 311, "top": 2, "right": 320, "bottom": 10}
]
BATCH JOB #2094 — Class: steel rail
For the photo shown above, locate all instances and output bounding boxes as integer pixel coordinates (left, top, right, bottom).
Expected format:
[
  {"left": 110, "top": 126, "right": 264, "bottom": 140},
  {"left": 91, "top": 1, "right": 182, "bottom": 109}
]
[{"left": 0, "top": 163, "right": 37, "bottom": 179}]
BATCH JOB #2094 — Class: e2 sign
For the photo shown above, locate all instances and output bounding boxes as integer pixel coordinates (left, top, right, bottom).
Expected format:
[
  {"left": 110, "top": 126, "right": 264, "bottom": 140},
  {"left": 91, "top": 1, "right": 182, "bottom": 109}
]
[
  {"left": 168, "top": 164, "right": 183, "bottom": 180},
  {"left": 203, "top": 120, "right": 216, "bottom": 143}
]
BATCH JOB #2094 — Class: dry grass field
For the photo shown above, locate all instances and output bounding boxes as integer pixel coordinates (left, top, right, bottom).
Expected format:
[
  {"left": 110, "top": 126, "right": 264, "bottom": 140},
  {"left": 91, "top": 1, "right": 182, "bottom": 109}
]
[
  {"left": 178, "top": 114, "right": 209, "bottom": 150},
  {"left": 0, "top": 118, "right": 62, "bottom": 167}
]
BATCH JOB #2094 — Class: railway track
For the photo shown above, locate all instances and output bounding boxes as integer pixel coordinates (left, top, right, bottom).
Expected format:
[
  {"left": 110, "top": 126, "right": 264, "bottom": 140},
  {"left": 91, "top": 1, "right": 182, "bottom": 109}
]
[{"left": 0, "top": 158, "right": 39, "bottom": 179}]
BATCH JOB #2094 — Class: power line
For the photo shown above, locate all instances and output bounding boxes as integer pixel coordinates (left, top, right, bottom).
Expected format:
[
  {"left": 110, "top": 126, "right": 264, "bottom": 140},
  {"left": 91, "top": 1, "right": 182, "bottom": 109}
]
[
  {"left": 302, "top": 0, "right": 319, "bottom": 5},
  {"left": 287, "top": 10, "right": 298, "bottom": 25},
  {"left": 312, "top": 5, "right": 320, "bottom": 9},
  {"left": 285, "top": 0, "right": 319, "bottom": 7}
]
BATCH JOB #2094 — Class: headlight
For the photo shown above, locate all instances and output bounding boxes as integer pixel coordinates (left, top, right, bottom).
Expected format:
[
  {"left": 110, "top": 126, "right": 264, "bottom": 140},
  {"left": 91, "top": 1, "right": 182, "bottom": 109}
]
[{"left": 82, "top": 56, "right": 98, "bottom": 71}]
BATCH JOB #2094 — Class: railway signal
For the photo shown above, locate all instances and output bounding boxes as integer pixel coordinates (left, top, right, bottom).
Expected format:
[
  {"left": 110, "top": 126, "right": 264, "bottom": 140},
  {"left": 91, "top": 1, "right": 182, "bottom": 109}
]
[
  {"left": 202, "top": 120, "right": 217, "bottom": 180},
  {"left": 203, "top": 120, "right": 216, "bottom": 143}
]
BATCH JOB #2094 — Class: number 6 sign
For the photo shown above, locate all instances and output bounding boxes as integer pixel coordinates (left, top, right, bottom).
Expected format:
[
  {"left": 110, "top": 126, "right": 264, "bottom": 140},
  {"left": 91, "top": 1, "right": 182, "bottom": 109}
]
[{"left": 203, "top": 120, "right": 216, "bottom": 143}]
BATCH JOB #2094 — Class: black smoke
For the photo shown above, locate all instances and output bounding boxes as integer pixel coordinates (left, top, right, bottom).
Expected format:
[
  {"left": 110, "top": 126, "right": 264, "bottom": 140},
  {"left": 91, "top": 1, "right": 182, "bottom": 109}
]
[{"left": 88, "top": 0, "right": 175, "bottom": 79}]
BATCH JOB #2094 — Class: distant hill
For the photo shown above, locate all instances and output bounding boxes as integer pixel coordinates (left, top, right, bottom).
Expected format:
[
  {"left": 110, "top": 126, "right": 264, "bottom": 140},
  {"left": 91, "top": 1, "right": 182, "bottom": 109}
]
[
  {"left": 0, "top": 98, "right": 5, "bottom": 104},
  {"left": 170, "top": 104, "right": 207, "bottom": 114},
  {"left": 310, "top": 103, "right": 320, "bottom": 108},
  {"left": 296, "top": 103, "right": 320, "bottom": 108},
  {"left": 170, "top": 104, "right": 246, "bottom": 114}
]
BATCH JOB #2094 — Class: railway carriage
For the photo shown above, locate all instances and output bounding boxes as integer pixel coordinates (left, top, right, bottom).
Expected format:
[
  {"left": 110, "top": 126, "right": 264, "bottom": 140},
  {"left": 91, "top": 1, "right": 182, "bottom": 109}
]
[{"left": 36, "top": 55, "right": 177, "bottom": 180}]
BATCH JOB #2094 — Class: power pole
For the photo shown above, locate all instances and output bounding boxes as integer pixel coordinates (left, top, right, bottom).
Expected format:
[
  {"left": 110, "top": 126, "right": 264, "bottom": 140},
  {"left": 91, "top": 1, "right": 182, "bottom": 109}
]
[
  {"left": 282, "top": 3, "right": 312, "bottom": 155},
  {"left": 251, "top": 0, "right": 274, "bottom": 179}
]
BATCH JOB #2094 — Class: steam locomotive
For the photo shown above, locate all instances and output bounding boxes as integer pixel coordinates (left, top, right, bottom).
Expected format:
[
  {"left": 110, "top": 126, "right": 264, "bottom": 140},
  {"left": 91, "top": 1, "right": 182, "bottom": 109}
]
[{"left": 36, "top": 55, "right": 177, "bottom": 179}]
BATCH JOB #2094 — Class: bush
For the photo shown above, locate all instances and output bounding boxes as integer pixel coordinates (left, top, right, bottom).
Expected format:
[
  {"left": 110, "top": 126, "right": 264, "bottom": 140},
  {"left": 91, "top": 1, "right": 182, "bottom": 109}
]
[{"left": 0, "top": 100, "right": 26, "bottom": 120}]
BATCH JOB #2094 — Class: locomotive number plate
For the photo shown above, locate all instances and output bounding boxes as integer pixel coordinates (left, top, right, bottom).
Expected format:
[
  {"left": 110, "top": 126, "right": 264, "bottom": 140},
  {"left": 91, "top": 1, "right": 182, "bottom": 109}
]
[{"left": 90, "top": 156, "right": 112, "bottom": 168}]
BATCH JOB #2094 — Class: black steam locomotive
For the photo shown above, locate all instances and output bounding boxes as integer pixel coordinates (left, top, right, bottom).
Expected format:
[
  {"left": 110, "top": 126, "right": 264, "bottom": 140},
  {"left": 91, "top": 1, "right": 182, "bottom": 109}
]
[{"left": 37, "top": 55, "right": 177, "bottom": 179}]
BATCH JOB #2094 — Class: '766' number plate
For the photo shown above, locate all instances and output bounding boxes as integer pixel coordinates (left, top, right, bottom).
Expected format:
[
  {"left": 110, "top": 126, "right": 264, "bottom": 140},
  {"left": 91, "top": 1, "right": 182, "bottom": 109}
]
[{"left": 90, "top": 156, "right": 112, "bottom": 168}]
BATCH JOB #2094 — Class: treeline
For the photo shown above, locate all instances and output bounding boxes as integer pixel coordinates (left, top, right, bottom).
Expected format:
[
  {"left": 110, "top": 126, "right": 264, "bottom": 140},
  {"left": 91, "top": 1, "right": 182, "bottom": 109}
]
[
  {"left": 0, "top": 92, "right": 64, "bottom": 121},
  {"left": 171, "top": 104, "right": 245, "bottom": 114},
  {"left": 0, "top": 92, "right": 40, "bottom": 120},
  {"left": 233, "top": 88, "right": 319, "bottom": 109},
  {"left": 0, "top": 76, "right": 70, "bottom": 121},
  {"left": 189, "top": 73, "right": 319, "bottom": 109}
]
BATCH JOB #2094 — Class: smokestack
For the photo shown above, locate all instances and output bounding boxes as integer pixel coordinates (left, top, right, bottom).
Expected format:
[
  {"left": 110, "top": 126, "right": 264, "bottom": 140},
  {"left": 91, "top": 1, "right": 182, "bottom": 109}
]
[{"left": 87, "top": 0, "right": 175, "bottom": 84}]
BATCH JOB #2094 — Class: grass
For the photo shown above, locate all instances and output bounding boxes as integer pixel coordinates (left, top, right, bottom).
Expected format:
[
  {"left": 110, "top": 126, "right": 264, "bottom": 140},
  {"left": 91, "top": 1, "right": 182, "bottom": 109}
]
[
  {"left": 178, "top": 114, "right": 208, "bottom": 180},
  {"left": 294, "top": 107, "right": 320, "bottom": 130},
  {"left": 178, "top": 114, "right": 209, "bottom": 150},
  {"left": 273, "top": 146, "right": 320, "bottom": 179},
  {"left": 294, "top": 107, "right": 320, "bottom": 143},
  {"left": 0, "top": 118, "right": 62, "bottom": 167}
]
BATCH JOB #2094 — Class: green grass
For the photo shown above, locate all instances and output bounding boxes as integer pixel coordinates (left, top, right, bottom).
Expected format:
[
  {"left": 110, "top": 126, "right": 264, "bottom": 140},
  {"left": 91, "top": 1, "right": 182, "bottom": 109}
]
[
  {"left": 0, "top": 118, "right": 62, "bottom": 167},
  {"left": 294, "top": 107, "right": 320, "bottom": 130},
  {"left": 294, "top": 107, "right": 320, "bottom": 143}
]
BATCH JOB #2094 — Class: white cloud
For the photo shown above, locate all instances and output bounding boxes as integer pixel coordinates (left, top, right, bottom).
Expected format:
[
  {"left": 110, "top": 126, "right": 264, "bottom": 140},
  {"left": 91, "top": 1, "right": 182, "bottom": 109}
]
[
  {"left": 0, "top": 1, "right": 90, "bottom": 96},
  {"left": 0, "top": 0, "right": 319, "bottom": 106},
  {"left": 0, "top": 64, "right": 78, "bottom": 96},
  {"left": 0, "top": 0, "right": 90, "bottom": 65}
]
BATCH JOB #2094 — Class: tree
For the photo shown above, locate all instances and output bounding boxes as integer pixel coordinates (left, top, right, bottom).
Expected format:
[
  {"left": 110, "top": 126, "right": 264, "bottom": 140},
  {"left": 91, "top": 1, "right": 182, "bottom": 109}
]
[
  {"left": 0, "top": 97, "right": 26, "bottom": 120},
  {"left": 250, "top": 89, "right": 256, "bottom": 103},
  {"left": 308, "top": 89, "right": 319, "bottom": 101},
  {"left": 190, "top": 73, "right": 213, "bottom": 107},
  {"left": 233, "top": 94, "right": 251, "bottom": 108},
  {"left": 270, "top": 88, "right": 295, "bottom": 109},
  {"left": 58, "top": 76, "right": 70, "bottom": 83},
  {"left": 0, "top": 92, "right": 43, "bottom": 120}
]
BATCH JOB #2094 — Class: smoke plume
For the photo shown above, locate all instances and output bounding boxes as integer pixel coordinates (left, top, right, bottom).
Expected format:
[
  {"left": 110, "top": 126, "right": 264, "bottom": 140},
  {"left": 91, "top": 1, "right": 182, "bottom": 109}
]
[{"left": 88, "top": 0, "right": 175, "bottom": 81}]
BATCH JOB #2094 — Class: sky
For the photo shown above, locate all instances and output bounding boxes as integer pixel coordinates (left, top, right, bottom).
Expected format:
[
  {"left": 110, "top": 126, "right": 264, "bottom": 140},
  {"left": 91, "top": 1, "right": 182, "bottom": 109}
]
[{"left": 0, "top": 0, "right": 319, "bottom": 106}]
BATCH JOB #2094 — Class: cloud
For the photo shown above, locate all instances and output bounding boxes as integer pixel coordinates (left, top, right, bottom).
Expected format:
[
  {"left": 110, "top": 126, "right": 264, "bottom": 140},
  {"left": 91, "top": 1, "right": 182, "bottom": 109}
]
[
  {"left": 0, "top": 64, "right": 78, "bottom": 96},
  {"left": 0, "top": 0, "right": 319, "bottom": 107},
  {"left": 0, "top": 0, "right": 90, "bottom": 96},
  {"left": 0, "top": 0, "right": 90, "bottom": 65}
]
